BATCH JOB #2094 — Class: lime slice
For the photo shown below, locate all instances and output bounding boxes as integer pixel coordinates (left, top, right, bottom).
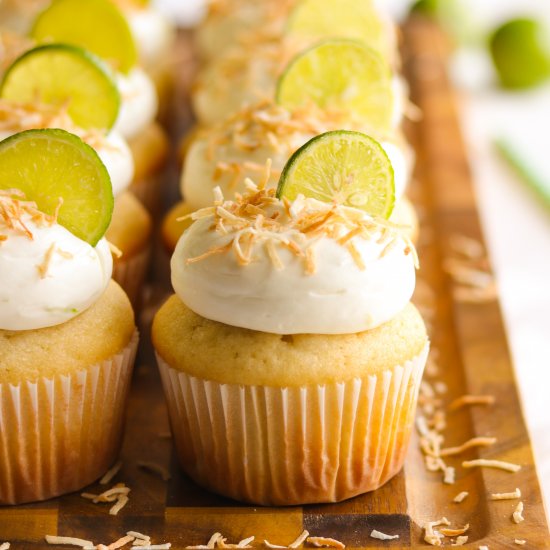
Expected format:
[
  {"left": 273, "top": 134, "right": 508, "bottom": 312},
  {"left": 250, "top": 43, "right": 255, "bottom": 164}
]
[
  {"left": 287, "top": 0, "right": 388, "bottom": 57},
  {"left": 31, "top": 0, "right": 138, "bottom": 74},
  {"left": 0, "top": 129, "right": 113, "bottom": 246},
  {"left": 277, "top": 130, "right": 395, "bottom": 218},
  {"left": 0, "top": 44, "right": 120, "bottom": 131},
  {"left": 276, "top": 40, "right": 394, "bottom": 132},
  {"left": 490, "top": 18, "right": 550, "bottom": 90}
]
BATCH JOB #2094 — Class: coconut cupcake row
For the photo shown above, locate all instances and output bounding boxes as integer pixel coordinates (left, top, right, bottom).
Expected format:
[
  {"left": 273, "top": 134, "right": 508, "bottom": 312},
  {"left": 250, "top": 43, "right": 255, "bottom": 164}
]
[
  {"left": 162, "top": 1, "right": 420, "bottom": 254},
  {"left": 0, "top": 128, "right": 137, "bottom": 504},
  {"left": 154, "top": 0, "right": 430, "bottom": 505},
  {"left": 0, "top": 0, "right": 172, "bottom": 504},
  {"left": 0, "top": 0, "right": 174, "bottom": 306}
]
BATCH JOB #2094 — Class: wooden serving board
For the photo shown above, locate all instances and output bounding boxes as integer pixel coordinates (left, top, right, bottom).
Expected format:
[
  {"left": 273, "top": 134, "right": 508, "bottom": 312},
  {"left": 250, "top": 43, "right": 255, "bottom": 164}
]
[{"left": 1, "top": 17, "right": 548, "bottom": 549}]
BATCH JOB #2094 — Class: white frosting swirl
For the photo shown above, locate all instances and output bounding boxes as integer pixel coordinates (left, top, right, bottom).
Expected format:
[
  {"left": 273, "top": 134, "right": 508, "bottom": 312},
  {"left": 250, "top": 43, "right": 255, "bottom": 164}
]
[
  {"left": 193, "top": 49, "right": 406, "bottom": 129},
  {"left": 0, "top": 216, "right": 113, "bottom": 331},
  {"left": 114, "top": 67, "right": 158, "bottom": 140},
  {"left": 171, "top": 197, "right": 415, "bottom": 335},
  {"left": 182, "top": 132, "right": 411, "bottom": 211},
  {"left": 95, "top": 131, "right": 134, "bottom": 197},
  {"left": 125, "top": 7, "right": 175, "bottom": 68}
]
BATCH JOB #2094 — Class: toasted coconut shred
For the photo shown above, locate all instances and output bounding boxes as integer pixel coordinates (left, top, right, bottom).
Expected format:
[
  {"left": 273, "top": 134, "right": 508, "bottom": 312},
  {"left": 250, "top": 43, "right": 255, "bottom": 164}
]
[
  {"left": 370, "top": 530, "right": 399, "bottom": 541},
  {"left": 306, "top": 537, "right": 345, "bottom": 549},
  {"left": 462, "top": 459, "right": 521, "bottom": 473},
  {"left": 183, "top": 171, "right": 416, "bottom": 276},
  {"left": 0, "top": 99, "right": 112, "bottom": 150},
  {"left": 81, "top": 482, "right": 131, "bottom": 516},
  {"left": 453, "top": 491, "right": 469, "bottom": 503},
  {"left": 491, "top": 488, "right": 521, "bottom": 500},
  {"left": 452, "top": 536, "right": 468, "bottom": 546},
  {"left": 46, "top": 531, "right": 170, "bottom": 550},
  {"left": 0, "top": 189, "right": 60, "bottom": 242},
  {"left": 100, "top": 460, "right": 123, "bottom": 485},
  {"left": 423, "top": 517, "right": 451, "bottom": 546},
  {"left": 514, "top": 540, "right": 527, "bottom": 545},
  {"left": 45, "top": 536, "right": 94, "bottom": 547},
  {"left": 512, "top": 501, "right": 525, "bottom": 524},
  {"left": 0, "top": 543, "right": 10, "bottom": 550},
  {"left": 448, "top": 394, "right": 495, "bottom": 412}
]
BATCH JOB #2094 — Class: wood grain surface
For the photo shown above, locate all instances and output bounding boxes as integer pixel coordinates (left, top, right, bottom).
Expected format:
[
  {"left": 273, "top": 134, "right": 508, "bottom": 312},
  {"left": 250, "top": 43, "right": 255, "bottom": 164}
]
[{"left": 0, "top": 18, "right": 548, "bottom": 549}]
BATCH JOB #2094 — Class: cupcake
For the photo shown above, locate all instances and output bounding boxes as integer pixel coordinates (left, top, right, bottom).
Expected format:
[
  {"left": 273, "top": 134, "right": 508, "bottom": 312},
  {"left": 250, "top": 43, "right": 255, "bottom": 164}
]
[
  {"left": 28, "top": 0, "right": 169, "bottom": 214},
  {"left": 163, "top": 101, "right": 418, "bottom": 253},
  {"left": 114, "top": 0, "right": 177, "bottom": 120},
  {"left": 0, "top": 129, "right": 138, "bottom": 504},
  {"left": 195, "top": 0, "right": 397, "bottom": 66},
  {"left": 0, "top": 43, "right": 153, "bottom": 306},
  {"left": 192, "top": 37, "right": 406, "bottom": 129},
  {"left": 153, "top": 132, "right": 429, "bottom": 505}
]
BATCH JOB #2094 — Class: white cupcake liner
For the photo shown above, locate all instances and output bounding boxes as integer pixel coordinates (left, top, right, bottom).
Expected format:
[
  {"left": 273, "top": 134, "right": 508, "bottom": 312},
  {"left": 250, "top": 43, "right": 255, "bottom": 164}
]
[
  {"left": 156, "top": 343, "right": 429, "bottom": 506},
  {"left": 131, "top": 171, "right": 164, "bottom": 215},
  {"left": 112, "top": 246, "right": 151, "bottom": 308},
  {"left": 0, "top": 330, "right": 139, "bottom": 505}
]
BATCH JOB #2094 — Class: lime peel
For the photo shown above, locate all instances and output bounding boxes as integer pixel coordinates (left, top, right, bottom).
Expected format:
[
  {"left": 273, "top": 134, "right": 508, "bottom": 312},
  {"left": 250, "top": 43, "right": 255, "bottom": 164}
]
[
  {"left": 276, "top": 39, "right": 394, "bottom": 133},
  {"left": 31, "top": 0, "right": 138, "bottom": 74},
  {"left": 0, "top": 129, "right": 114, "bottom": 246},
  {"left": 277, "top": 130, "right": 395, "bottom": 219},
  {"left": 0, "top": 43, "right": 120, "bottom": 131}
]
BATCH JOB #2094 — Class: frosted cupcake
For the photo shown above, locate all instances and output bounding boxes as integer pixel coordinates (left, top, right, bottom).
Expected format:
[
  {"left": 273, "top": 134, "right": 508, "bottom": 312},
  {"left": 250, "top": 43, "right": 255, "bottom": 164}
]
[
  {"left": 154, "top": 132, "right": 428, "bottom": 505},
  {"left": 29, "top": 0, "right": 169, "bottom": 214},
  {"left": 0, "top": 129, "right": 138, "bottom": 504},
  {"left": 192, "top": 37, "right": 406, "bottom": 129},
  {"left": 164, "top": 101, "right": 417, "bottom": 252},
  {"left": 0, "top": 44, "right": 153, "bottom": 306},
  {"left": 113, "top": 0, "right": 177, "bottom": 118},
  {"left": 196, "top": 0, "right": 397, "bottom": 66}
]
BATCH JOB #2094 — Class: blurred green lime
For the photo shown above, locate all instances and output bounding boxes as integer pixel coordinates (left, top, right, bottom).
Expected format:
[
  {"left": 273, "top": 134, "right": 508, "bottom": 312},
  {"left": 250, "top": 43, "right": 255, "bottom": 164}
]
[
  {"left": 490, "top": 18, "right": 550, "bottom": 89},
  {"left": 410, "top": 0, "right": 439, "bottom": 16}
]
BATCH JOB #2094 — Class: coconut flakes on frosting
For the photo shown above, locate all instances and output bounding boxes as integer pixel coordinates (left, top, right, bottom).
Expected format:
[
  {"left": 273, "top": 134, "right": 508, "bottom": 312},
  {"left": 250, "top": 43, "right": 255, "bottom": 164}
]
[
  {"left": 0, "top": 99, "right": 113, "bottom": 149},
  {"left": 202, "top": 100, "right": 399, "bottom": 164},
  {"left": 0, "top": 189, "right": 61, "bottom": 242},
  {"left": 182, "top": 165, "right": 416, "bottom": 275}
]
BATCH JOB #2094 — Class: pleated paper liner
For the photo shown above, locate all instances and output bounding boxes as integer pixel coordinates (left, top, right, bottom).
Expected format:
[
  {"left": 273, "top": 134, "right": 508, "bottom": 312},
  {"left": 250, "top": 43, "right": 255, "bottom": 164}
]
[
  {"left": 112, "top": 246, "right": 152, "bottom": 309},
  {"left": 157, "top": 343, "right": 429, "bottom": 506},
  {"left": 131, "top": 172, "right": 165, "bottom": 217},
  {"left": 0, "top": 330, "right": 139, "bottom": 505}
]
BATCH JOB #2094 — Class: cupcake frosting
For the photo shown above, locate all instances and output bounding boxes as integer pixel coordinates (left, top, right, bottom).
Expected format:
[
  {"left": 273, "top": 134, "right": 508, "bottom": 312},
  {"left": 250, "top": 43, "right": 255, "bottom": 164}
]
[
  {"left": 0, "top": 191, "right": 112, "bottom": 331},
  {"left": 182, "top": 102, "right": 412, "bottom": 210},
  {"left": 0, "top": 100, "right": 134, "bottom": 197},
  {"left": 193, "top": 37, "right": 406, "bottom": 129},
  {"left": 171, "top": 186, "right": 416, "bottom": 335},
  {"left": 114, "top": 67, "right": 158, "bottom": 140},
  {"left": 124, "top": 6, "right": 175, "bottom": 68}
]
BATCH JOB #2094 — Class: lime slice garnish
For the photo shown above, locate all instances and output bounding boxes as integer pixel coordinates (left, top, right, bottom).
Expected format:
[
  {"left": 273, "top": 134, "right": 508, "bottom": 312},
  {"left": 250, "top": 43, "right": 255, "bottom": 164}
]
[
  {"left": 287, "top": 0, "right": 388, "bottom": 57},
  {"left": 276, "top": 40, "right": 394, "bottom": 133},
  {"left": 276, "top": 130, "right": 395, "bottom": 218},
  {"left": 0, "top": 129, "right": 114, "bottom": 246},
  {"left": 0, "top": 44, "right": 120, "bottom": 131},
  {"left": 490, "top": 18, "right": 550, "bottom": 90},
  {"left": 31, "top": 0, "right": 138, "bottom": 74}
]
